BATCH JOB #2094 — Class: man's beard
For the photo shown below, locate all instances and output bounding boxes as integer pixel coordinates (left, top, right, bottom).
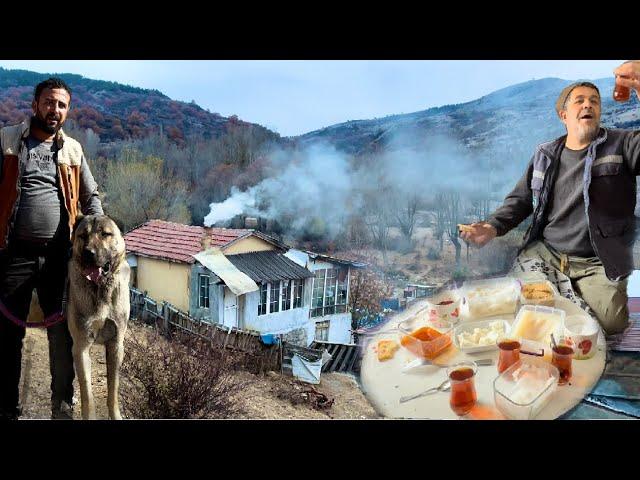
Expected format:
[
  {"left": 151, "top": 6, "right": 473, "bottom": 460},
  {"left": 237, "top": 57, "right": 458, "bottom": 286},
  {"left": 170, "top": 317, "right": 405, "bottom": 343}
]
[
  {"left": 31, "top": 114, "right": 62, "bottom": 135},
  {"left": 576, "top": 120, "right": 600, "bottom": 145}
]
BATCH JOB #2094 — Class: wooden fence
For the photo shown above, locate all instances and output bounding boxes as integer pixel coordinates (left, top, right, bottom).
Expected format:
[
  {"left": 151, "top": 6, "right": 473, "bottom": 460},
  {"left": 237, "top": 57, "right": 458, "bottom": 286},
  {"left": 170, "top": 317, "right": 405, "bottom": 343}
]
[{"left": 129, "top": 288, "right": 281, "bottom": 372}]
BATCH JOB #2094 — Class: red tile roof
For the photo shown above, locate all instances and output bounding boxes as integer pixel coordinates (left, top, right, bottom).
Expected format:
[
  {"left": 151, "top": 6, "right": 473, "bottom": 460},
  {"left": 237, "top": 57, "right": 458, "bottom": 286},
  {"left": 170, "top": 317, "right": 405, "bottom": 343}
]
[{"left": 124, "top": 220, "right": 252, "bottom": 264}]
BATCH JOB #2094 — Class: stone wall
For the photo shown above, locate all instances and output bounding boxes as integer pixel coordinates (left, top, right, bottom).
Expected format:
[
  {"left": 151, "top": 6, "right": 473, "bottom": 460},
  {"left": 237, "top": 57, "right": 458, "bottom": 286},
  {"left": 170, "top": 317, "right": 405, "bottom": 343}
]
[{"left": 283, "top": 327, "right": 307, "bottom": 347}]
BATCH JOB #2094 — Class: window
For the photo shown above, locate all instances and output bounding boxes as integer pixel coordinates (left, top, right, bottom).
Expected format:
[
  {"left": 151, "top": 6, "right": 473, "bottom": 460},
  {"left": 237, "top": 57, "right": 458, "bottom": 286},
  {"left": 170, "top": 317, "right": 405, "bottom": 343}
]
[
  {"left": 270, "top": 282, "right": 280, "bottom": 313},
  {"left": 259, "top": 280, "right": 305, "bottom": 315},
  {"left": 282, "top": 280, "right": 291, "bottom": 311},
  {"left": 315, "top": 321, "right": 330, "bottom": 341},
  {"left": 310, "top": 267, "right": 349, "bottom": 317},
  {"left": 293, "top": 279, "right": 304, "bottom": 309},
  {"left": 324, "top": 269, "right": 337, "bottom": 315},
  {"left": 258, "top": 283, "right": 268, "bottom": 316},
  {"left": 336, "top": 268, "right": 348, "bottom": 314},
  {"left": 198, "top": 274, "right": 210, "bottom": 309},
  {"left": 311, "top": 269, "right": 325, "bottom": 317}
]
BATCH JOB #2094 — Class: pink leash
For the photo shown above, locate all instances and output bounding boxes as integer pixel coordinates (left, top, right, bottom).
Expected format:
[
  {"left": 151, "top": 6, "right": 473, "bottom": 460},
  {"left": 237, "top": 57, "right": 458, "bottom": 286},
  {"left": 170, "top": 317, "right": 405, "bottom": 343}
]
[{"left": 0, "top": 298, "right": 65, "bottom": 328}]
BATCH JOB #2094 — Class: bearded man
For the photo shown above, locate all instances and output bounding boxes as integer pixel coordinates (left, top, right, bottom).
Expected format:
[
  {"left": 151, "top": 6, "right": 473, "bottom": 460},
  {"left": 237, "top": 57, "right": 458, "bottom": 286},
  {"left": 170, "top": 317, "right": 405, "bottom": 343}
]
[{"left": 0, "top": 77, "right": 103, "bottom": 419}]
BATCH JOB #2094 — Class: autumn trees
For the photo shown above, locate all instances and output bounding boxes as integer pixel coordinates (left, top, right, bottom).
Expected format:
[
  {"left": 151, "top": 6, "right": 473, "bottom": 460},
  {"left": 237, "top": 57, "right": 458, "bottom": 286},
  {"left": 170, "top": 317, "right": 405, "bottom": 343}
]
[{"left": 101, "top": 152, "right": 191, "bottom": 232}]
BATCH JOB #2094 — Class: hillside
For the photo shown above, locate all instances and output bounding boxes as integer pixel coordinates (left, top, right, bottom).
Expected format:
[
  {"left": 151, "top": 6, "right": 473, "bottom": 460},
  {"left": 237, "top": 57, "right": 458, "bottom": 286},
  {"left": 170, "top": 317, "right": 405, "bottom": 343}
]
[
  {"left": 0, "top": 67, "right": 281, "bottom": 144},
  {"left": 295, "top": 77, "right": 640, "bottom": 155}
]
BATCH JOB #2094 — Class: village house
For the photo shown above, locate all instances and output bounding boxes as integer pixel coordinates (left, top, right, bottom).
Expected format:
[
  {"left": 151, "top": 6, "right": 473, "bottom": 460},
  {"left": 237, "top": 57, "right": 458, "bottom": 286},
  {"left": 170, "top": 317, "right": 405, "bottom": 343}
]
[{"left": 123, "top": 220, "right": 364, "bottom": 347}]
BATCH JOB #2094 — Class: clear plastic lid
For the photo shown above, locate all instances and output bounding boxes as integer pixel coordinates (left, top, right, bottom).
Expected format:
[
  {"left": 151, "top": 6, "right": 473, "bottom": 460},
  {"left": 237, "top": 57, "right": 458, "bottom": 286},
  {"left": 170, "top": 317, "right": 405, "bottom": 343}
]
[
  {"left": 510, "top": 304, "right": 566, "bottom": 345},
  {"left": 461, "top": 277, "right": 520, "bottom": 318},
  {"left": 493, "top": 357, "right": 559, "bottom": 419}
]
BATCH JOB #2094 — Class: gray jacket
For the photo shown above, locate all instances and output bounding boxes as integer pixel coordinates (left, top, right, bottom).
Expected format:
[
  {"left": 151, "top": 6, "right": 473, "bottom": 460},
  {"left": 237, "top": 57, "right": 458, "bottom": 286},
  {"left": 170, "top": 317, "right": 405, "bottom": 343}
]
[{"left": 488, "top": 128, "right": 640, "bottom": 281}]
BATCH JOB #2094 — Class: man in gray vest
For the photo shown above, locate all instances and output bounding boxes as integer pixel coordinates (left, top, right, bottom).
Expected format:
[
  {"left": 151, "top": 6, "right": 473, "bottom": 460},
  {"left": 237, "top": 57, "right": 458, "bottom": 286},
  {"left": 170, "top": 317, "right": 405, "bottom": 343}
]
[
  {"left": 461, "top": 61, "right": 640, "bottom": 335},
  {"left": 0, "top": 78, "right": 103, "bottom": 420}
]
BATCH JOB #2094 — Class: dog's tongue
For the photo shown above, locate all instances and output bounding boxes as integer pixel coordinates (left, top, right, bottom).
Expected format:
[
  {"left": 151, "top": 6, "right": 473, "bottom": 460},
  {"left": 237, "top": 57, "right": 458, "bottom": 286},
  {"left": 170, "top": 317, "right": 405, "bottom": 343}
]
[{"left": 83, "top": 266, "right": 103, "bottom": 284}]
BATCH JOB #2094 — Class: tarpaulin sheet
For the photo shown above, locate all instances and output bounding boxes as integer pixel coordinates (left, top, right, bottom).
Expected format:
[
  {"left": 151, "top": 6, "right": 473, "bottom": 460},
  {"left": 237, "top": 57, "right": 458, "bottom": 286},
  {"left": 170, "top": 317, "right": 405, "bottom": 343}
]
[
  {"left": 193, "top": 248, "right": 258, "bottom": 296},
  {"left": 292, "top": 354, "right": 322, "bottom": 384}
]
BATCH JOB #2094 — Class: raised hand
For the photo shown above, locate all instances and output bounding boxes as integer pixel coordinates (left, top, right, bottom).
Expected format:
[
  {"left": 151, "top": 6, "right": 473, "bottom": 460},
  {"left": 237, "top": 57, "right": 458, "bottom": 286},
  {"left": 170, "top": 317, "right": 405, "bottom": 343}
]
[
  {"left": 458, "top": 222, "right": 497, "bottom": 248},
  {"left": 614, "top": 60, "right": 640, "bottom": 101}
]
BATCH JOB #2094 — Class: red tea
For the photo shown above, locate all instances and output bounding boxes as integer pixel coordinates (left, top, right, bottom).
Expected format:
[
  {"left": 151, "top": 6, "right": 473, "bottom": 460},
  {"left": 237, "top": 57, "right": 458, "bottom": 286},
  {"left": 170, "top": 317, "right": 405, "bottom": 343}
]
[
  {"left": 552, "top": 345, "right": 574, "bottom": 385},
  {"left": 614, "top": 83, "right": 631, "bottom": 102},
  {"left": 449, "top": 367, "right": 477, "bottom": 416},
  {"left": 497, "top": 340, "right": 521, "bottom": 374}
]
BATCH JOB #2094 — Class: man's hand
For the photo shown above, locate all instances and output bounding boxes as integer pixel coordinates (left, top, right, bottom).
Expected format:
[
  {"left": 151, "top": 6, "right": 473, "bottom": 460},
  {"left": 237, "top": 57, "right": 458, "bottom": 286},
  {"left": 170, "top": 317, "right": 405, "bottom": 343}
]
[
  {"left": 614, "top": 60, "right": 640, "bottom": 100},
  {"left": 459, "top": 222, "right": 497, "bottom": 248}
]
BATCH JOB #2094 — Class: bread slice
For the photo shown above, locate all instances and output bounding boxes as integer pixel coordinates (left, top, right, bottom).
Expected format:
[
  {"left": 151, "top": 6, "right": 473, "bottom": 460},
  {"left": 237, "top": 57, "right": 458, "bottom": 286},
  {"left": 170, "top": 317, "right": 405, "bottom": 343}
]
[{"left": 377, "top": 340, "right": 400, "bottom": 361}]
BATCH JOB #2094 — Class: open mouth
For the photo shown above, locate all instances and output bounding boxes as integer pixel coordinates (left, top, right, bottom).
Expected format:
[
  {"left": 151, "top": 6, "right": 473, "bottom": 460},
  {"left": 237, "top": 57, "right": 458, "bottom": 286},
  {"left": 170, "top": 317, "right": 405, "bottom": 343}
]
[
  {"left": 82, "top": 262, "right": 112, "bottom": 284},
  {"left": 579, "top": 114, "right": 594, "bottom": 120}
]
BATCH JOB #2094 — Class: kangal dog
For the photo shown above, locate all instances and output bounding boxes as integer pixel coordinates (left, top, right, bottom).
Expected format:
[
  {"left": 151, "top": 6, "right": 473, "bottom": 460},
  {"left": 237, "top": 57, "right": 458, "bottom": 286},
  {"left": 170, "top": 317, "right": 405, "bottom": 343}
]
[{"left": 67, "top": 215, "right": 130, "bottom": 420}]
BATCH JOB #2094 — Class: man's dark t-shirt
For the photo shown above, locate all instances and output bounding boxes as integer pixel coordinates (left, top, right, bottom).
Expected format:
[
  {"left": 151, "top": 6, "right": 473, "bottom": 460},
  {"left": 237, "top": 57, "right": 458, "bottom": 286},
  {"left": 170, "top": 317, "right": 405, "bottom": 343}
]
[
  {"left": 542, "top": 146, "right": 595, "bottom": 257},
  {"left": 12, "top": 135, "right": 67, "bottom": 241}
]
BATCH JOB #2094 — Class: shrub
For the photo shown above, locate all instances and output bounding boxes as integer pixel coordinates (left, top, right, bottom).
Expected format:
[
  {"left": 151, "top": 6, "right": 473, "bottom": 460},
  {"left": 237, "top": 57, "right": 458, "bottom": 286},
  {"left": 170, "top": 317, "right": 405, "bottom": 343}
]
[
  {"left": 120, "top": 330, "right": 246, "bottom": 419},
  {"left": 451, "top": 265, "right": 470, "bottom": 282},
  {"left": 426, "top": 247, "right": 441, "bottom": 260},
  {"left": 391, "top": 237, "right": 415, "bottom": 254}
]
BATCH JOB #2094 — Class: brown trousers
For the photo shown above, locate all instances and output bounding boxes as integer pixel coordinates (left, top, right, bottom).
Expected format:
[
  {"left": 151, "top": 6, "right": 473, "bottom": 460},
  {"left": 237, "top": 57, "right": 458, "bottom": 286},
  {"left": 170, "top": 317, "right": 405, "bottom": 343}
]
[{"left": 519, "top": 241, "right": 629, "bottom": 335}]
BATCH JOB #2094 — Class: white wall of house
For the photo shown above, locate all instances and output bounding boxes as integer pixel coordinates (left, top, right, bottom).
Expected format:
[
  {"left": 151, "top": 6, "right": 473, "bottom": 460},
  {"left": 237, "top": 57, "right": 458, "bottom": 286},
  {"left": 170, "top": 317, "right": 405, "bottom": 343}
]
[
  {"left": 311, "top": 313, "right": 353, "bottom": 345},
  {"left": 268, "top": 249, "right": 357, "bottom": 344},
  {"left": 245, "top": 306, "right": 311, "bottom": 334},
  {"left": 242, "top": 288, "right": 311, "bottom": 335},
  {"left": 304, "top": 321, "right": 317, "bottom": 346}
]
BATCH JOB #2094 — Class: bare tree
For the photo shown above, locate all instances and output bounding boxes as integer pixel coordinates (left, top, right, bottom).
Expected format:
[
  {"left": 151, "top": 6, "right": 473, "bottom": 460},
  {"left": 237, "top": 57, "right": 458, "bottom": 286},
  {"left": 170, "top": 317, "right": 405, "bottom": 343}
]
[
  {"left": 348, "top": 264, "right": 393, "bottom": 342},
  {"left": 442, "top": 190, "right": 464, "bottom": 266},
  {"left": 428, "top": 192, "right": 448, "bottom": 253},
  {"left": 362, "top": 183, "right": 394, "bottom": 265},
  {"left": 394, "top": 192, "right": 420, "bottom": 245}
]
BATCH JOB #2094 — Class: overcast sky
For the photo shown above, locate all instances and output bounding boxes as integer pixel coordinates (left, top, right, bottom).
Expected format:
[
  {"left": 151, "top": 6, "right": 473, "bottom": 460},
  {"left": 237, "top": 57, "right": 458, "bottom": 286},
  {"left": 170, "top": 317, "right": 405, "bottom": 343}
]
[{"left": 0, "top": 60, "right": 626, "bottom": 137}]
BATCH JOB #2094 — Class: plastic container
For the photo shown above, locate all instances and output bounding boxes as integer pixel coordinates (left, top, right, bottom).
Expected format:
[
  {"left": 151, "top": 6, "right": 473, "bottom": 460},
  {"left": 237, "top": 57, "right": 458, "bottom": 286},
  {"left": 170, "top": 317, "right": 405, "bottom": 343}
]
[
  {"left": 453, "top": 319, "right": 510, "bottom": 353},
  {"left": 398, "top": 316, "right": 454, "bottom": 360},
  {"left": 461, "top": 277, "right": 520, "bottom": 318},
  {"left": 519, "top": 279, "right": 558, "bottom": 307},
  {"left": 493, "top": 356, "right": 560, "bottom": 420},
  {"left": 564, "top": 314, "right": 600, "bottom": 360},
  {"left": 509, "top": 304, "right": 566, "bottom": 347},
  {"left": 425, "top": 288, "right": 462, "bottom": 323}
]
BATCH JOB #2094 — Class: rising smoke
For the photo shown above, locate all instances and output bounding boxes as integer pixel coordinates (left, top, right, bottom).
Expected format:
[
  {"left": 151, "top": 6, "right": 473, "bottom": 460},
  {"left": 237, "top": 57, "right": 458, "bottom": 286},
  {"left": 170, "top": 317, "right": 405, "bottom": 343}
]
[
  {"left": 204, "top": 143, "right": 357, "bottom": 239},
  {"left": 204, "top": 112, "right": 562, "bottom": 241}
]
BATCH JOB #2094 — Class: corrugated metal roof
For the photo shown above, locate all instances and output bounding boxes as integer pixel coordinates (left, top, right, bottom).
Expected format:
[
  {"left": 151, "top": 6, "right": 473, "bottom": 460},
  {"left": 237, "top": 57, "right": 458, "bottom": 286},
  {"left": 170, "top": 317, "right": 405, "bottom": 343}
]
[
  {"left": 226, "top": 251, "right": 313, "bottom": 283},
  {"left": 306, "top": 251, "right": 367, "bottom": 268},
  {"left": 124, "top": 220, "right": 252, "bottom": 264}
]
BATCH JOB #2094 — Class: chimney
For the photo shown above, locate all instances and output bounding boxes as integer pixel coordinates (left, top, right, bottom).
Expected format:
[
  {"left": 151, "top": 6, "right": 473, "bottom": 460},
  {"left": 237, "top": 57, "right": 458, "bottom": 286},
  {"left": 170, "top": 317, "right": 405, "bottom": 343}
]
[
  {"left": 202, "top": 226, "right": 212, "bottom": 250},
  {"left": 244, "top": 217, "right": 258, "bottom": 229}
]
